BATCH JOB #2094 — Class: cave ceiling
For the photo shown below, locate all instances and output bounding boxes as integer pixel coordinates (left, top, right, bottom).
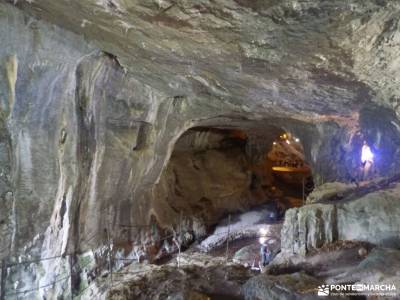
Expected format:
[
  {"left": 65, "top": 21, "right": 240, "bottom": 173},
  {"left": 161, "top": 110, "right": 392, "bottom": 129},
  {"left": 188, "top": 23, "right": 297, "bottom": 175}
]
[{"left": 5, "top": 0, "right": 400, "bottom": 122}]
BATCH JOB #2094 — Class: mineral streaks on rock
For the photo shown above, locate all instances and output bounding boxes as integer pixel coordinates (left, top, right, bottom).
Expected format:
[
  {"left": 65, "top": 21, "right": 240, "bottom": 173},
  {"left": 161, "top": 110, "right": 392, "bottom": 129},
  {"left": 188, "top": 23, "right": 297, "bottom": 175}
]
[
  {"left": 0, "top": 3, "right": 94, "bottom": 256},
  {"left": 11, "top": 0, "right": 400, "bottom": 116},
  {"left": 281, "top": 203, "right": 337, "bottom": 256},
  {"left": 4, "top": 54, "right": 18, "bottom": 115}
]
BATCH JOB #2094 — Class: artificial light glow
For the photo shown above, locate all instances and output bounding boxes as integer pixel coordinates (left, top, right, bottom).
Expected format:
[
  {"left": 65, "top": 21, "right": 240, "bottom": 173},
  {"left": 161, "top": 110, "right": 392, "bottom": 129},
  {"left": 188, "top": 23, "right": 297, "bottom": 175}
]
[
  {"left": 361, "top": 144, "right": 374, "bottom": 163},
  {"left": 259, "top": 228, "right": 268, "bottom": 235},
  {"left": 295, "top": 138, "right": 300, "bottom": 142},
  {"left": 286, "top": 139, "right": 291, "bottom": 144},
  {"left": 259, "top": 237, "right": 267, "bottom": 244},
  {"left": 273, "top": 141, "right": 277, "bottom": 145}
]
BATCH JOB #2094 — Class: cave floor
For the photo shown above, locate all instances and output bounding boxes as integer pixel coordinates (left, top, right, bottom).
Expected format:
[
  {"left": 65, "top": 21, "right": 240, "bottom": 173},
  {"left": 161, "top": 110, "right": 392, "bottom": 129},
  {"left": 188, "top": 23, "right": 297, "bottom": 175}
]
[
  {"left": 207, "top": 237, "right": 258, "bottom": 258},
  {"left": 104, "top": 240, "right": 377, "bottom": 300},
  {"left": 100, "top": 178, "right": 400, "bottom": 299}
]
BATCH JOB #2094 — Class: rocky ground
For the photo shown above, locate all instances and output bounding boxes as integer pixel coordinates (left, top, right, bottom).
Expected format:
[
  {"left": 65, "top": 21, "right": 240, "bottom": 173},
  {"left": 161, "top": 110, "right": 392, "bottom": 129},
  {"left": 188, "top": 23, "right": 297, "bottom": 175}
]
[
  {"left": 77, "top": 179, "right": 400, "bottom": 300},
  {"left": 82, "top": 240, "right": 400, "bottom": 300},
  {"left": 101, "top": 253, "right": 255, "bottom": 300}
]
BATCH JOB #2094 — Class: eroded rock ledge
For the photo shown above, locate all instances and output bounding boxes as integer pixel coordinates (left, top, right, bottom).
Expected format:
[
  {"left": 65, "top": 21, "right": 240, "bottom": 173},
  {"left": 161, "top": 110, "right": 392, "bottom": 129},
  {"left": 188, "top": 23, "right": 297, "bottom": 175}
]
[
  {"left": 280, "top": 178, "right": 400, "bottom": 257},
  {"left": 1, "top": 1, "right": 400, "bottom": 299}
]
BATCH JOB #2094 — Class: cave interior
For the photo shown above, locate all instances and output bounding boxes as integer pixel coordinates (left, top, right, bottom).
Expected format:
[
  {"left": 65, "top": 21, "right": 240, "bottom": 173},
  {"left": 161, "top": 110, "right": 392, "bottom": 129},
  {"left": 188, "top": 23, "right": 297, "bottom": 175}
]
[{"left": 1, "top": 1, "right": 400, "bottom": 299}]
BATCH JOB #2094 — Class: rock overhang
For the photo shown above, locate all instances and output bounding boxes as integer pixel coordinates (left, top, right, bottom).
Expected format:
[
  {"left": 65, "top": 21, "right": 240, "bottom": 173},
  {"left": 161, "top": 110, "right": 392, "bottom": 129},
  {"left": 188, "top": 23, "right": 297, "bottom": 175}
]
[
  {"left": 0, "top": 0, "right": 399, "bottom": 256},
  {"left": 5, "top": 0, "right": 400, "bottom": 119}
]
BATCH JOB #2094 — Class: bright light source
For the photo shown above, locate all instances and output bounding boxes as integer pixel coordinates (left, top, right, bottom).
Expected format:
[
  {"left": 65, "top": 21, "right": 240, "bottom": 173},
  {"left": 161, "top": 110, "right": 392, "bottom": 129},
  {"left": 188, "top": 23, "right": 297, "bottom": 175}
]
[
  {"left": 259, "top": 237, "right": 267, "bottom": 244},
  {"left": 259, "top": 228, "right": 268, "bottom": 235},
  {"left": 273, "top": 141, "right": 277, "bottom": 145},
  {"left": 295, "top": 138, "right": 300, "bottom": 142},
  {"left": 286, "top": 140, "right": 290, "bottom": 144},
  {"left": 361, "top": 143, "right": 373, "bottom": 163}
]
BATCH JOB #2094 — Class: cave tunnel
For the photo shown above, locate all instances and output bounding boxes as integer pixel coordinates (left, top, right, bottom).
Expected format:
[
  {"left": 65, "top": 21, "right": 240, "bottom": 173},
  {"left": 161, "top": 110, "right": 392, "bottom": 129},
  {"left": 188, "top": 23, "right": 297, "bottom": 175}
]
[
  {"left": 5, "top": 1, "right": 400, "bottom": 298},
  {"left": 159, "top": 124, "right": 314, "bottom": 229}
]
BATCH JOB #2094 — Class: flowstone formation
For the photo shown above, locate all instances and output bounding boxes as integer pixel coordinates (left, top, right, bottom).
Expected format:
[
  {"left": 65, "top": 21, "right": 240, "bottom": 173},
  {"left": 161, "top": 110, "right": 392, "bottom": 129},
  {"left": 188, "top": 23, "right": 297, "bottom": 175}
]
[{"left": 0, "top": 0, "right": 400, "bottom": 299}]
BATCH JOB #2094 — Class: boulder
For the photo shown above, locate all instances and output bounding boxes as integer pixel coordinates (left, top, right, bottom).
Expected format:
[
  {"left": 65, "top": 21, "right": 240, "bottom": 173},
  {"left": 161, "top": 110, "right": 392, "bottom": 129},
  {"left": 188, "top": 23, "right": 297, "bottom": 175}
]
[
  {"left": 337, "top": 186, "right": 400, "bottom": 248},
  {"left": 329, "top": 247, "right": 400, "bottom": 294},
  {"left": 199, "top": 210, "right": 282, "bottom": 252},
  {"left": 306, "top": 182, "right": 356, "bottom": 204},
  {"left": 281, "top": 204, "right": 337, "bottom": 255},
  {"left": 243, "top": 272, "right": 344, "bottom": 300},
  {"left": 232, "top": 244, "right": 260, "bottom": 266},
  {"left": 281, "top": 183, "right": 400, "bottom": 255}
]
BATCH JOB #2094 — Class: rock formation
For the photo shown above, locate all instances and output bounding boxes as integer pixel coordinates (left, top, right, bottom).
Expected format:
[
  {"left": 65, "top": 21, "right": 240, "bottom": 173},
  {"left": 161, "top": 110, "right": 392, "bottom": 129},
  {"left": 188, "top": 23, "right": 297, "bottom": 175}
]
[
  {"left": 0, "top": 0, "right": 400, "bottom": 299},
  {"left": 280, "top": 179, "right": 400, "bottom": 256}
]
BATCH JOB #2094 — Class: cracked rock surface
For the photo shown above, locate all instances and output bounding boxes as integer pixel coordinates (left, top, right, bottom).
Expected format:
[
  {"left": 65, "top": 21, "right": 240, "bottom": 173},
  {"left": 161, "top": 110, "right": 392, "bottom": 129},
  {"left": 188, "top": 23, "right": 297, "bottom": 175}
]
[{"left": 1, "top": 0, "right": 400, "bottom": 299}]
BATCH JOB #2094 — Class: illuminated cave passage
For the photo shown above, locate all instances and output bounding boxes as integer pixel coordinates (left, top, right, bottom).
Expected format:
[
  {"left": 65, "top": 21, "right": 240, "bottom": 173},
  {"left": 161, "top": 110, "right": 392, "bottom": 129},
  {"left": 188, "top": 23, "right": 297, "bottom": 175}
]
[
  {"left": 267, "top": 132, "right": 314, "bottom": 207},
  {"left": 154, "top": 126, "right": 314, "bottom": 231}
]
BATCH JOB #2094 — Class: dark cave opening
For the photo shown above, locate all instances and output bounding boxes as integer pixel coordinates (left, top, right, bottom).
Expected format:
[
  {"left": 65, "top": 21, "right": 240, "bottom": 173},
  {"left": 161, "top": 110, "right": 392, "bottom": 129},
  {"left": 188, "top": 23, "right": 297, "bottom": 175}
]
[{"left": 162, "top": 125, "right": 314, "bottom": 227}]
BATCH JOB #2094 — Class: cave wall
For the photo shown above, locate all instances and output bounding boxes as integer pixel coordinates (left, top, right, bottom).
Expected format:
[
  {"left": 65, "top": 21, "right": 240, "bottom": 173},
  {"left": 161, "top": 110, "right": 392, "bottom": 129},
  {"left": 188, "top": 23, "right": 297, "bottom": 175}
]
[
  {"left": 0, "top": 4, "right": 95, "bottom": 257},
  {"left": 152, "top": 130, "right": 251, "bottom": 227},
  {"left": 150, "top": 128, "right": 284, "bottom": 233},
  {"left": 1, "top": 0, "right": 400, "bottom": 255},
  {"left": 2, "top": 1, "right": 400, "bottom": 298}
]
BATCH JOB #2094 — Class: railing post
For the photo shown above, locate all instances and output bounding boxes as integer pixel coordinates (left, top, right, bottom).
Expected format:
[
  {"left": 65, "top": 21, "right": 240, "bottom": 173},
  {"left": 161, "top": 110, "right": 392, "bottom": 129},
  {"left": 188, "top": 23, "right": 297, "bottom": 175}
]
[
  {"left": 106, "top": 226, "right": 113, "bottom": 288},
  {"left": 225, "top": 214, "right": 231, "bottom": 263},
  {"left": 0, "top": 259, "right": 6, "bottom": 300},
  {"left": 177, "top": 211, "right": 182, "bottom": 268},
  {"left": 69, "top": 254, "right": 74, "bottom": 300}
]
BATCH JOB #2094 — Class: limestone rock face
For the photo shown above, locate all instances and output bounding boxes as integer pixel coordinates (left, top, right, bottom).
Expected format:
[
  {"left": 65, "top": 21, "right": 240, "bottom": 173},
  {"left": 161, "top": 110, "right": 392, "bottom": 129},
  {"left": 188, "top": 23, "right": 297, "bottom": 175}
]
[
  {"left": 1, "top": 0, "right": 400, "bottom": 256},
  {"left": 4, "top": 1, "right": 400, "bottom": 186},
  {"left": 8, "top": 0, "right": 400, "bottom": 115},
  {"left": 151, "top": 128, "right": 252, "bottom": 228},
  {"left": 281, "top": 204, "right": 337, "bottom": 256},
  {"left": 337, "top": 185, "right": 400, "bottom": 248},
  {"left": 1, "top": 0, "right": 400, "bottom": 298},
  {"left": 281, "top": 183, "right": 400, "bottom": 255}
]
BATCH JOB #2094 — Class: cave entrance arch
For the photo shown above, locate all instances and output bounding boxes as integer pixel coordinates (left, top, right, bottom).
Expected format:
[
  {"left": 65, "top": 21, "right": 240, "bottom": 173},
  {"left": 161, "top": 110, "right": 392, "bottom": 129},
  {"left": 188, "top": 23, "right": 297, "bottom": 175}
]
[{"left": 155, "top": 124, "right": 314, "bottom": 229}]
